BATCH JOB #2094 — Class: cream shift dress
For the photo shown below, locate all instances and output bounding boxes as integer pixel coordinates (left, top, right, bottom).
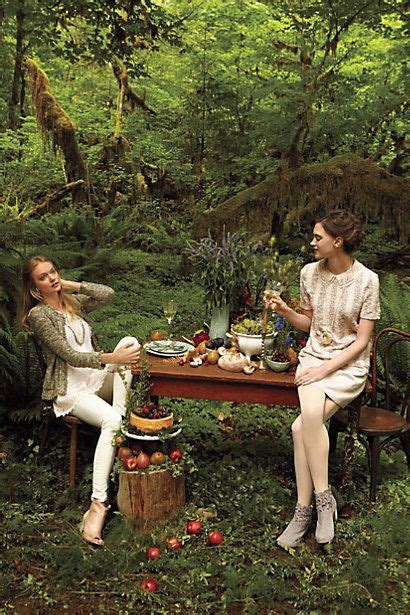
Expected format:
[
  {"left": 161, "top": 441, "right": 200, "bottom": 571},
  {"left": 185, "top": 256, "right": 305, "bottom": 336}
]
[{"left": 295, "top": 259, "right": 380, "bottom": 408}]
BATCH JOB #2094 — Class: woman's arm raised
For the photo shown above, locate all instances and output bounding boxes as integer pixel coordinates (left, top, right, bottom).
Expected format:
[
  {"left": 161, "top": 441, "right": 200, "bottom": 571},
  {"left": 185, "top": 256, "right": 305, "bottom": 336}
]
[{"left": 264, "top": 292, "right": 312, "bottom": 333}]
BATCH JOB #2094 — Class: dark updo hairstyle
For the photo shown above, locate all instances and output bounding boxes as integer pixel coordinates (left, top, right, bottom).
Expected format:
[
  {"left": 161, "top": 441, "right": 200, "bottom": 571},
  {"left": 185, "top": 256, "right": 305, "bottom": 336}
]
[{"left": 316, "top": 209, "right": 363, "bottom": 254}]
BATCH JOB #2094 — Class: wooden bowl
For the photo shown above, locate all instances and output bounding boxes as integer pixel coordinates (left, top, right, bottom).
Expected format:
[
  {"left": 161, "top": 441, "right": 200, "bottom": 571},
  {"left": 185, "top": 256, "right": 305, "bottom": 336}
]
[{"left": 130, "top": 412, "right": 174, "bottom": 432}]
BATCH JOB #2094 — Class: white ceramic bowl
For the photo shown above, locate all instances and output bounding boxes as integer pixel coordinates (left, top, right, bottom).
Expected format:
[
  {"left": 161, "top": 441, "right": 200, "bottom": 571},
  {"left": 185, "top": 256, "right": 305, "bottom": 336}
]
[{"left": 229, "top": 329, "right": 277, "bottom": 361}]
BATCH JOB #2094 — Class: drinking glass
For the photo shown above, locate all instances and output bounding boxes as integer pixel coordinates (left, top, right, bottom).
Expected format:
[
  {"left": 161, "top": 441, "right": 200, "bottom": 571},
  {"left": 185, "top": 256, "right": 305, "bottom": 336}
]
[{"left": 163, "top": 300, "right": 177, "bottom": 337}]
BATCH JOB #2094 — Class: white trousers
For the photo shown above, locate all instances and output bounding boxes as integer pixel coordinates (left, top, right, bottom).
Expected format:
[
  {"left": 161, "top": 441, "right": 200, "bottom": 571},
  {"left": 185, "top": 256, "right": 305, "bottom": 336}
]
[{"left": 70, "top": 336, "right": 139, "bottom": 502}]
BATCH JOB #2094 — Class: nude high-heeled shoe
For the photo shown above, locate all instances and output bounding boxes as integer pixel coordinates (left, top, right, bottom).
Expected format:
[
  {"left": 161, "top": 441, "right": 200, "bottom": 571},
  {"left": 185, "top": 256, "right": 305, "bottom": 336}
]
[
  {"left": 79, "top": 500, "right": 110, "bottom": 546},
  {"left": 277, "top": 502, "right": 313, "bottom": 549},
  {"left": 314, "top": 487, "right": 338, "bottom": 544}
]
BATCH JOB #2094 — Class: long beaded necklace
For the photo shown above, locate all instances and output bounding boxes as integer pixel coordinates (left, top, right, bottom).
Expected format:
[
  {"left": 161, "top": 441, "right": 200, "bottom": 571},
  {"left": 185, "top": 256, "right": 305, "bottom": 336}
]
[
  {"left": 66, "top": 317, "right": 86, "bottom": 345},
  {"left": 319, "top": 259, "right": 354, "bottom": 347}
]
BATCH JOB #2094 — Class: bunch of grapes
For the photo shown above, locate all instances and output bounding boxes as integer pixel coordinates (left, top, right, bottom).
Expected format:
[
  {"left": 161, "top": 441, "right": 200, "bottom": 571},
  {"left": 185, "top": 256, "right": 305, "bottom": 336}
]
[{"left": 138, "top": 401, "right": 171, "bottom": 419}]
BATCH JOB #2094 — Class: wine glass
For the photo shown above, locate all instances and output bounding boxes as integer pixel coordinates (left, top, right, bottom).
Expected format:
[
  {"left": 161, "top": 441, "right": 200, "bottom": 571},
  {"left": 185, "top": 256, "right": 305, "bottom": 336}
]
[{"left": 163, "top": 300, "right": 177, "bottom": 337}]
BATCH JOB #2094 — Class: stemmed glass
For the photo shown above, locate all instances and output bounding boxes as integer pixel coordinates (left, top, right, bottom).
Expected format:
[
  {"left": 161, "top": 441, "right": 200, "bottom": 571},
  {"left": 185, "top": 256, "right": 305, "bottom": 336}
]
[
  {"left": 259, "top": 279, "right": 283, "bottom": 369},
  {"left": 163, "top": 300, "right": 177, "bottom": 338}
]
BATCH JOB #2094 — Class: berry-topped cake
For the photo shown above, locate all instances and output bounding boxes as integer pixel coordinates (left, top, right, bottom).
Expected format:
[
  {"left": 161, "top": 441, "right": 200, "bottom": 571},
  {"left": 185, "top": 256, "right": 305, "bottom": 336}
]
[{"left": 130, "top": 401, "right": 174, "bottom": 433}]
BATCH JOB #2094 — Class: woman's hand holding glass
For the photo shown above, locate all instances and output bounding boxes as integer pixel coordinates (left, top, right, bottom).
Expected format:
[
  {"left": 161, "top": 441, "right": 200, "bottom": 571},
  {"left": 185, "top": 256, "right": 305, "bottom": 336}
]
[{"left": 263, "top": 290, "right": 289, "bottom": 316}]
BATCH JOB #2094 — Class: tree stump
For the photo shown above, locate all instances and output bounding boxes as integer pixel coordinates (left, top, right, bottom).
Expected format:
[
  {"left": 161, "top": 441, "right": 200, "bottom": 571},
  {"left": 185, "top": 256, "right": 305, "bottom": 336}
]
[{"left": 117, "top": 469, "right": 185, "bottom": 531}]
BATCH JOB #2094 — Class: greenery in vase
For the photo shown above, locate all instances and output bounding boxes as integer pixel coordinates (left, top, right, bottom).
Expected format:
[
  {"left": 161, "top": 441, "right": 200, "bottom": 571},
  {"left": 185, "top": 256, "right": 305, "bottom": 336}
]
[{"left": 188, "top": 229, "right": 255, "bottom": 310}]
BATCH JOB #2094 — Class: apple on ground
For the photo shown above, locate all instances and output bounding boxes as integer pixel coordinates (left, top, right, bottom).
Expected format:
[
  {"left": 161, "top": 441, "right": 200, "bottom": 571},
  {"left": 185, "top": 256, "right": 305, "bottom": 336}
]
[
  {"left": 187, "top": 520, "right": 203, "bottom": 535},
  {"left": 208, "top": 530, "right": 223, "bottom": 545},
  {"left": 122, "top": 456, "right": 138, "bottom": 471},
  {"left": 168, "top": 448, "right": 183, "bottom": 463},
  {"left": 147, "top": 547, "right": 161, "bottom": 560},
  {"left": 166, "top": 537, "right": 182, "bottom": 551},
  {"left": 140, "top": 578, "right": 158, "bottom": 591}
]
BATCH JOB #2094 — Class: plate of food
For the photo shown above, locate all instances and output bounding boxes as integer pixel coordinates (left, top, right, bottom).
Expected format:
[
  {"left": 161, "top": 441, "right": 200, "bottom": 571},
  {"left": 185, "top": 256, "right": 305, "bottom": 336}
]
[{"left": 143, "top": 340, "right": 194, "bottom": 357}]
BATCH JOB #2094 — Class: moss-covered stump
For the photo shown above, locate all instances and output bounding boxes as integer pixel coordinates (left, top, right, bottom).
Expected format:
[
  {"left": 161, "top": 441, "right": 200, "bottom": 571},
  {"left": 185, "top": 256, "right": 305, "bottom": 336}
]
[{"left": 117, "top": 469, "right": 185, "bottom": 531}]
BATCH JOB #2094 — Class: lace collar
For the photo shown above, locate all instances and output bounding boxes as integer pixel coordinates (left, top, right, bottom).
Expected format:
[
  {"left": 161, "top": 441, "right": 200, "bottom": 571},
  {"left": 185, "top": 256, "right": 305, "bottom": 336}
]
[{"left": 318, "top": 258, "right": 360, "bottom": 287}]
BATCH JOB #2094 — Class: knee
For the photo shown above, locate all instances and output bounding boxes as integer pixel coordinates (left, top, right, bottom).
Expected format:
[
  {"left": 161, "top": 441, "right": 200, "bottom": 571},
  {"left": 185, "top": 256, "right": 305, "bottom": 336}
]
[
  {"left": 102, "top": 412, "right": 122, "bottom": 433},
  {"left": 114, "top": 336, "right": 140, "bottom": 351},
  {"left": 291, "top": 416, "right": 303, "bottom": 440}
]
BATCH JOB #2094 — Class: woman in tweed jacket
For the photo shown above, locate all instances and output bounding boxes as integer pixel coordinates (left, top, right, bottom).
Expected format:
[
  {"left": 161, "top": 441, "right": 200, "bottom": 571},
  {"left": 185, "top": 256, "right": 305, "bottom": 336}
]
[{"left": 22, "top": 255, "right": 141, "bottom": 546}]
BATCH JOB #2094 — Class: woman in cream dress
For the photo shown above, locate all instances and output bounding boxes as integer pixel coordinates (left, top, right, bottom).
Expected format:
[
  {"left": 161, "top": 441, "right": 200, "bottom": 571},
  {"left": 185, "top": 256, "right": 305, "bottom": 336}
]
[{"left": 265, "top": 210, "right": 380, "bottom": 547}]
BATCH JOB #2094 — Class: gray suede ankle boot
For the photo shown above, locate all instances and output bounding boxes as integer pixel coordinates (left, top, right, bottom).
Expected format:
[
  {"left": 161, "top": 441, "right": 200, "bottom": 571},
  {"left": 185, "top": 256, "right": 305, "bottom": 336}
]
[
  {"left": 315, "top": 487, "right": 338, "bottom": 544},
  {"left": 276, "top": 503, "right": 313, "bottom": 548}
]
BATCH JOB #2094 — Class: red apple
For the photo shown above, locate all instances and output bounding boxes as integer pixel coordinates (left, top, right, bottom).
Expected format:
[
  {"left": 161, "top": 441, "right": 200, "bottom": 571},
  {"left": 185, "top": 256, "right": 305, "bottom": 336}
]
[
  {"left": 136, "top": 452, "right": 150, "bottom": 469},
  {"left": 122, "top": 456, "right": 138, "bottom": 471},
  {"left": 208, "top": 530, "right": 223, "bottom": 546},
  {"left": 147, "top": 547, "right": 161, "bottom": 560},
  {"left": 117, "top": 446, "right": 133, "bottom": 459},
  {"left": 187, "top": 520, "right": 203, "bottom": 535},
  {"left": 168, "top": 448, "right": 183, "bottom": 463},
  {"left": 166, "top": 537, "right": 182, "bottom": 551},
  {"left": 140, "top": 578, "right": 158, "bottom": 591}
]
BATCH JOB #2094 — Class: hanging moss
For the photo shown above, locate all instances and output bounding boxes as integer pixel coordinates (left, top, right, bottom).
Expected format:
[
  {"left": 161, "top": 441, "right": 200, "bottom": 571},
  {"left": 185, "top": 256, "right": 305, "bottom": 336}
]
[
  {"left": 111, "top": 56, "right": 155, "bottom": 116},
  {"left": 194, "top": 155, "right": 409, "bottom": 244},
  {"left": 24, "top": 58, "right": 87, "bottom": 203}
]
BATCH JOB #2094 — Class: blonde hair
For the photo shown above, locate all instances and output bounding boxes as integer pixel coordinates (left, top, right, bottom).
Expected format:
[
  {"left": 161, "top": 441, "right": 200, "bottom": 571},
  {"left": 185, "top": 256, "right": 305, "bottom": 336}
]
[{"left": 21, "top": 256, "right": 82, "bottom": 330}]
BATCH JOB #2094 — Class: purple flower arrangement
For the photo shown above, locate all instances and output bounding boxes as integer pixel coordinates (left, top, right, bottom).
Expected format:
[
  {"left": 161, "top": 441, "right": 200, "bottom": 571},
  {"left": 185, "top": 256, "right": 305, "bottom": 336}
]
[{"left": 188, "top": 229, "right": 256, "bottom": 310}]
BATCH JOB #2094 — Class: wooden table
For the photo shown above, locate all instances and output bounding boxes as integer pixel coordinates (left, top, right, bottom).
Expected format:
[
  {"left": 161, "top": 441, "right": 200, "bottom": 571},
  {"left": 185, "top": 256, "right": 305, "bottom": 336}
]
[
  {"left": 131, "top": 354, "right": 363, "bottom": 490},
  {"left": 131, "top": 354, "right": 299, "bottom": 406}
]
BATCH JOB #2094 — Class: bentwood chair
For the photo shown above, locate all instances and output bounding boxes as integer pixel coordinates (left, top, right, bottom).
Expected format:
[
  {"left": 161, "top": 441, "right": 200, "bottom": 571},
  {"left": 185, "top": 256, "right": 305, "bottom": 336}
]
[{"left": 329, "top": 327, "right": 409, "bottom": 501}]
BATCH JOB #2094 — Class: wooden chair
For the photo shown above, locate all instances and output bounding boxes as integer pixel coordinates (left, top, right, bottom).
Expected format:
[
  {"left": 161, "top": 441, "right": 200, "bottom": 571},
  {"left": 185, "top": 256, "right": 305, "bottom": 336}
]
[
  {"left": 32, "top": 334, "right": 89, "bottom": 487},
  {"left": 329, "top": 327, "right": 409, "bottom": 501}
]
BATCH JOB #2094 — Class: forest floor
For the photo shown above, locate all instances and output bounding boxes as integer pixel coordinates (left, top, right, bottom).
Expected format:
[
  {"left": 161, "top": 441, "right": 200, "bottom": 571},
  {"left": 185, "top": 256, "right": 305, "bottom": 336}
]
[{"left": 0, "top": 245, "right": 408, "bottom": 614}]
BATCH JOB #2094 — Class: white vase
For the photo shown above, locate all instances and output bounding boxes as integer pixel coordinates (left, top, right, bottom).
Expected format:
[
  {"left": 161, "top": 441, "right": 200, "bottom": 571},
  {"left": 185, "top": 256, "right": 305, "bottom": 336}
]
[{"left": 209, "top": 304, "right": 230, "bottom": 339}]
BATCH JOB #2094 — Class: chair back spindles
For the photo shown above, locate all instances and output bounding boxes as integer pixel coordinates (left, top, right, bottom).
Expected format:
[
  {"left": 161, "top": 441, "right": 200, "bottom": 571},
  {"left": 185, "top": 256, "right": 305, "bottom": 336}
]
[{"left": 370, "top": 327, "right": 410, "bottom": 409}]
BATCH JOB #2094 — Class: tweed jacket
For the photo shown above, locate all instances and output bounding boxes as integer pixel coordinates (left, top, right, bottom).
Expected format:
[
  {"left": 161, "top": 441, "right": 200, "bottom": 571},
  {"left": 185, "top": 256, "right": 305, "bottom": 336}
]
[{"left": 27, "top": 282, "right": 114, "bottom": 401}]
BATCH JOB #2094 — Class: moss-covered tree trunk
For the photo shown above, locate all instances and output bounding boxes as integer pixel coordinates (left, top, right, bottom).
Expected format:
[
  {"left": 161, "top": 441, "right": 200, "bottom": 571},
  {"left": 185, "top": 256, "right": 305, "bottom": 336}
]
[
  {"left": 8, "top": 0, "right": 25, "bottom": 129},
  {"left": 194, "top": 155, "right": 409, "bottom": 244},
  {"left": 24, "top": 58, "right": 88, "bottom": 204}
]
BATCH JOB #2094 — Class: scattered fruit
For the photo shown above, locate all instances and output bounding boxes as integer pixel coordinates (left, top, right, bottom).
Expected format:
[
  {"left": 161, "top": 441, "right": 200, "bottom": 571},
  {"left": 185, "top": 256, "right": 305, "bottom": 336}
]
[
  {"left": 187, "top": 520, "right": 203, "bottom": 535},
  {"left": 117, "top": 446, "right": 133, "bottom": 460},
  {"left": 168, "top": 448, "right": 183, "bottom": 463},
  {"left": 166, "top": 537, "right": 182, "bottom": 551},
  {"left": 151, "top": 331, "right": 166, "bottom": 341},
  {"left": 208, "top": 530, "right": 223, "bottom": 546},
  {"left": 147, "top": 547, "right": 161, "bottom": 560},
  {"left": 207, "top": 349, "right": 219, "bottom": 365},
  {"left": 122, "top": 456, "right": 138, "bottom": 471},
  {"left": 213, "top": 337, "right": 225, "bottom": 348},
  {"left": 192, "top": 330, "right": 210, "bottom": 346},
  {"left": 115, "top": 435, "right": 126, "bottom": 446},
  {"left": 130, "top": 441, "right": 143, "bottom": 455},
  {"left": 150, "top": 451, "right": 166, "bottom": 465},
  {"left": 140, "top": 578, "right": 158, "bottom": 591},
  {"left": 197, "top": 340, "right": 208, "bottom": 354},
  {"left": 136, "top": 452, "right": 150, "bottom": 469}
]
